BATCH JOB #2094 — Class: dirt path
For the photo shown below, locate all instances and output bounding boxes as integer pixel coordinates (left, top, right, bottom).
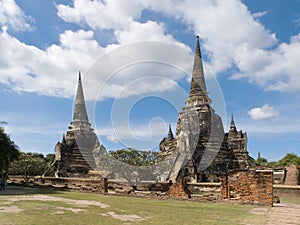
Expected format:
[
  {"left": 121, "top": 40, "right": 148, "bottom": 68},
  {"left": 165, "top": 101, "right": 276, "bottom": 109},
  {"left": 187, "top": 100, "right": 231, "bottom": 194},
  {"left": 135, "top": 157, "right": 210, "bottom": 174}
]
[
  {"left": 265, "top": 203, "right": 300, "bottom": 225},
  {"left": 0, "top": 191, "right": 145, "bottom": 222}
]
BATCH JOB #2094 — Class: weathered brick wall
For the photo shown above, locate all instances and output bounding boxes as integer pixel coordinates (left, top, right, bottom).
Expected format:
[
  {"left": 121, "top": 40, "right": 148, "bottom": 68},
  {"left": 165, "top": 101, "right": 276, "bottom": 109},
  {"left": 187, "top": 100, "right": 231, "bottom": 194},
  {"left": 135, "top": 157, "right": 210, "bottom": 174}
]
[
  {"left": 221, "top": 169, "right": 273, "bottom": 206},
  {"left": 168, "top": 182, "right": 188, "bottom": 198},
  {"left": 8, "top": 175, "right": 108, "bottom": 193},
  {"left": 274, "top": 185, "right": 300, "bottom": 197},
  {"left": 187, "top": 182, "right": 221, "bottom": 194},
  {"left": 284, "top": 164, "right": 299, "bottom": 186},
  {"left": 42, "top": 177, "right": 108, "bottom": 193}
]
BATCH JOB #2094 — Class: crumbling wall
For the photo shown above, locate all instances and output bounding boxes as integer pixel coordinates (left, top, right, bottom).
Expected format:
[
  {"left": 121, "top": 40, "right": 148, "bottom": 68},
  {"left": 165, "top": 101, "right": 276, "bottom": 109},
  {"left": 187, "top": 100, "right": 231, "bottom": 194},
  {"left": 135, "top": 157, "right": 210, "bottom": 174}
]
[
  {"left": 41, "top": 177, "right": 108, "bottom": 193},
  {"left": 273, "top": 167, "right": 285, "bottom": 184},
  {"left": 168, "top": 182, "right": 188, "bottom": 198},
  {"left": 221, "top": 169, "right": 273, "bottom": 206},
  {"left": 284, "top": 164, "right": 299, "bottom": 186},
  {"left": 8, "top": 176, "right": 108, "bottom": 193},
  {"left": 274, "top": 185, "right": 300, "bottom": 197}
]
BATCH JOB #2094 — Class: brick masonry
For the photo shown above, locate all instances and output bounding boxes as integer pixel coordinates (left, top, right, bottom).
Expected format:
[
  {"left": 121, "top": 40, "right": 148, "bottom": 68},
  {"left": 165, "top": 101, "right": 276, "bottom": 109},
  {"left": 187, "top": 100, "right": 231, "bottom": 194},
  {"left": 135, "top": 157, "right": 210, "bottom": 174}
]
[
  {"left": 221, "top": 169, "right": 273, "bottom": 206},
  {"left": 284, "top": 164, "right": 299, "bottom": 186},
  {"left": 168, "top": 182, "right": 188, "bottom": 198}
]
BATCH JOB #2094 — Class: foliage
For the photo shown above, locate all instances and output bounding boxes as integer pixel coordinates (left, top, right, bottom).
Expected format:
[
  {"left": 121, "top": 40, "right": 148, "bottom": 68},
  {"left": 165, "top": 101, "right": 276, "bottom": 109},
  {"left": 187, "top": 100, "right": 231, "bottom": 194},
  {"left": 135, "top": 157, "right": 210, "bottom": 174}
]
[
  {"left": 110, "top": 148, "right": 161, "bottom": 166},
  {"left": 255, "top": 157, "right": 268, "bottom": 166},
  {"left": 255, "top": 152, "right": 300, "bottom": 166},
  {"left": 45, "top": 153, "right": 55, "bottom": 164},
  {"left": 8, "top": 152, "right": 54, "bottom": 180},
  {"left": 277, "top": 153, "right": 300, "bottom": 166},
  {"left": 97, "top": 148, "right": 172, "bottom": 187},
  {"left": 0, "top": 126, "right": 20, "bottom": 175}
]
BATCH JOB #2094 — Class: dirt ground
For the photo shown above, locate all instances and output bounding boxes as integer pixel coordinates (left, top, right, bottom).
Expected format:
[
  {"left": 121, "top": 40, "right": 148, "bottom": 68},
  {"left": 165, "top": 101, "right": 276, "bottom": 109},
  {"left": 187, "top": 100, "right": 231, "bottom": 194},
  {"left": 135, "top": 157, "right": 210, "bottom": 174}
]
[
  {"left": 0, "top": 186, "right": 145, "bottom": 222},
  {"left": 1, "top": 186, "right": 299, "bottom": 224},
  {"left": 248, "top": 202, "right": 300, "bottom": 225},
  {"left": 266, "top": 203, "right": 300, "bottom": 225}
]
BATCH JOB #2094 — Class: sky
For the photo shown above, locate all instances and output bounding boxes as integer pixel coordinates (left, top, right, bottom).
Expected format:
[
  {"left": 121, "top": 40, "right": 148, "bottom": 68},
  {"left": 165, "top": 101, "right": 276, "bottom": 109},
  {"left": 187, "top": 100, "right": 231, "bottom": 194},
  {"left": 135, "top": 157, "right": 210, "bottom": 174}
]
[{"left": 0, "top": 0, "right": 300, "bottom": 162}]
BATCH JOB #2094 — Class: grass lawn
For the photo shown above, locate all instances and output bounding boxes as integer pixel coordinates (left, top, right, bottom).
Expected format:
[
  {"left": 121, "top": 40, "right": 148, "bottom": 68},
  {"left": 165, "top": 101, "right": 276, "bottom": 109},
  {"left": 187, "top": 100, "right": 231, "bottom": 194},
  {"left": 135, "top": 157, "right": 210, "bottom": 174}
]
[
  {"left": 280, "top": 196, "right": 300, "bottom": 204},
  {"left": 0, "top": 185, "right": 268, "bottom": 225}
]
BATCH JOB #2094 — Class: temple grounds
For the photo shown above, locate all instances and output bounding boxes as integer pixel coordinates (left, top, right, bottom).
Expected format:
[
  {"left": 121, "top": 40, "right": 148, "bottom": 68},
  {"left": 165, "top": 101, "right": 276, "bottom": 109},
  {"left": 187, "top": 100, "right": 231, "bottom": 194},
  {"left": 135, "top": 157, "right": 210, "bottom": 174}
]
[{"left": 0, "top": 185, "right": 299, "bottom": 225}]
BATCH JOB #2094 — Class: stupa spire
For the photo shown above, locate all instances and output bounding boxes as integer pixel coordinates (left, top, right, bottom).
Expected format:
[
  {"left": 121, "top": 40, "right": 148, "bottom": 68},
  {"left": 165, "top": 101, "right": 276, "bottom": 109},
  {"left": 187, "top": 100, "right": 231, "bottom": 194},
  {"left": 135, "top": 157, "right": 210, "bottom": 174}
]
[
  {"left": 167, "top": 124, "right": 174, "bottom": 141},
  {"left": 229, "top": 114, "right": 237, "bottom": 134},
  {"left": 189, "top": 35, "right": 207, "bottom": 98},
  {"left": 72, "top": 72, "right": 89, "bottom": 125}
]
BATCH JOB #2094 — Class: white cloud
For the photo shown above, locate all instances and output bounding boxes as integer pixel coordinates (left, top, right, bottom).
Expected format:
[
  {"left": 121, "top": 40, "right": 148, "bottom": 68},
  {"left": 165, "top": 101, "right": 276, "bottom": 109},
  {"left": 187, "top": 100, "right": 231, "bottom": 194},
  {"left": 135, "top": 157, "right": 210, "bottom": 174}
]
[
  {"left": 231, "top": 33, "right": 300, "bottom": 92},
  {"left": 114, "top": 20, "right": 175, "bottom": 44},
  {"left": 0, "top": 26, "right": 192, "bottom": 101},
  {"left": 252, "top": 11, "right": 268, "bottom": 19},
  {"left": 0, "top": 28, "right": 105, "bottom": 97},
  {"left": 0, "top": 0, "right": 32, "bottom": 31},
  {"left": 56, "top": 0, "right": 143, "bottom": 30},
  {"left": 55, "top": 0, "right": 300, "bottom": 93},
  {"left": 247, "top": 104, "right": 279, "bottom": 120},
  {"left": 1, "top": 0, "right": 300, "bottom": 100},
  {"left": 143, "top": 0, "right": 277, "bottom": 72}
]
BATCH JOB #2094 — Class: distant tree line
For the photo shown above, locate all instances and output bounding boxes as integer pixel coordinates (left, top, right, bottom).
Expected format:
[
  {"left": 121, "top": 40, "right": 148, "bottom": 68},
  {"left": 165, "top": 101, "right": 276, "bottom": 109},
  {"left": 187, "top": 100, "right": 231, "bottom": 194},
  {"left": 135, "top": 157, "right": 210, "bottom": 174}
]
[
  {"left": 1, "top": 122, "right": 300, "bottom": 181},
  {"left": 0, "top": 125, "right": 20, "bottom": 177},
  {"left": 255, "top": 153, "right": 300, "bottom": 166},
  {"left": 0, "top": 124, "right": 55, "bottom": 180},
  {"left": 9, "top": 152, "right": 55, "bottom": 181},
  {"left": 97, "top": 148, "right": 169, "bottom": 187}
]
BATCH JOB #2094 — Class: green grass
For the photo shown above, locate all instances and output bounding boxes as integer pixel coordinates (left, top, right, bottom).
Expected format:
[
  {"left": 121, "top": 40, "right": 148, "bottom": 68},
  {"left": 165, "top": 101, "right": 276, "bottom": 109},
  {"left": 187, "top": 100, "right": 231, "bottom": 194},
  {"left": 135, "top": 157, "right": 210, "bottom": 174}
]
[
  {"left": 0, "top": 185, "right": 268, "bottom": 225},
  {"left": 280, "top": 196, "right": 300, "bottom": 204}
]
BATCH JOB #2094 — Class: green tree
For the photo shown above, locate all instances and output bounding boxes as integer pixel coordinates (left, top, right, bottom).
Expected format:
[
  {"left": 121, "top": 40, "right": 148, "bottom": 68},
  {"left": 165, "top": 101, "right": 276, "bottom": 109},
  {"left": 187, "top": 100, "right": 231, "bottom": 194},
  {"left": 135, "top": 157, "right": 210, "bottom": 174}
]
[
  {"left": 97, "top": 148, "right": 171, "bottom": 187},
  {"left": 42, "top": 153, "right": 56, "bottom": 176},
  {"left": 0, "top": 126, "right": 20, "bottom": 175},
  {"left": 45, "top": 154, "right": 55, "bottom": 163},
  {"left": 9, "top": 152, "right": 49, "bottom": 181},
  {"left": 110, "top": 148, "right": 160, "bottom": 166},
  {"left": 278, "top": 153, "right": 300, "bottom": 166},
  {"left": 256, "top": 157, "right": 268, "bottom": 166}
]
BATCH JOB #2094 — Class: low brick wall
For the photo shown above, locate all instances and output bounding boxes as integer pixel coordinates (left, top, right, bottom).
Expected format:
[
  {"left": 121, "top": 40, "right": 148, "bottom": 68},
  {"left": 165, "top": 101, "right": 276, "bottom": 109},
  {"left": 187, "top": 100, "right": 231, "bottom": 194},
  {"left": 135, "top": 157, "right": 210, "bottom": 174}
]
[
  {"left": 187, "top": 182, "right": 221, "bottom": 194},
  {"left": 9, "top": 173, "right": 282, "bottom": 206},
  {"left": 41, "top": 177, "right": 107, "bottom": 193},
  {"left": 221, "top": 169, "right": 273, "bottom": 206},
  {"left": 8, "top": 175, "right": 107, "bottom": 193},
  {"left": 274, "top": 185, "right": 300, "bottom": 197},
  {"left": 169, "top": 182, "right": 188, "bottom": 198}
]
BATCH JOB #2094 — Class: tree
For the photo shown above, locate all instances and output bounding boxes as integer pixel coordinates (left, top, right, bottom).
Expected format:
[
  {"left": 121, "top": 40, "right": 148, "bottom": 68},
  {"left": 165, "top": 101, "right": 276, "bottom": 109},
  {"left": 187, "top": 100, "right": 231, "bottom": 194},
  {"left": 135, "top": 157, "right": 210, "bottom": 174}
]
[
  {"left": 45, "top": 154, "right": 55, "bottom": 163},
  {"left": 9, "top": 152, "right": 49, "bottom": 181},
  {"left": 110, "top": 148, "right": 160, "bottom": 167},
  {"left": 97, "top": 148, "right": 172, "bottom": 187},
  {"left": 0, "top": 126, "right": 20, "bottom": 175},
  {"left": 255, "top": 157, "right": 268, "bottom": 166},
  {"left": 277, "top": 153, "right": 300, "bottom": 166}
]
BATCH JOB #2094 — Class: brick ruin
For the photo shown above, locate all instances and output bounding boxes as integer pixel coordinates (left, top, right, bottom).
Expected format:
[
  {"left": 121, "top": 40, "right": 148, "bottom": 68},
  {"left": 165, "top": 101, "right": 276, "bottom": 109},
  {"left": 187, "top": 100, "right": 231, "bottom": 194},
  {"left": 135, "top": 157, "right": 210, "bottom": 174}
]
[
  {"left": 52, "top": 73, "right": 106, "bottom": 177},
  {"left": 46, "top": 36, "right": 278, "bottom": 206},
  {"left": 159, "top": 36, "right": 253, "bottom": 183},
  {"left": 283, "top": 164, "right": 299, "bottom": 185},
  {"left": 221, "top": 169, "right": 273, "bottom": 206},
  {"left": 270, "top": 164, "right": 300, "bottom": 186}
]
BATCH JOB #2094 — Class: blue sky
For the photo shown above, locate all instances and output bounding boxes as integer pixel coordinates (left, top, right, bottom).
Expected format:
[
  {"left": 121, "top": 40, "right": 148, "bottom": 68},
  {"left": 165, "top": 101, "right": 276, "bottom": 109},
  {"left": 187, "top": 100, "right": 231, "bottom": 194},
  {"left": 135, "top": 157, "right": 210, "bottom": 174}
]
[{"left": 0, "top": 0, "right": 300, "bottom": 161}]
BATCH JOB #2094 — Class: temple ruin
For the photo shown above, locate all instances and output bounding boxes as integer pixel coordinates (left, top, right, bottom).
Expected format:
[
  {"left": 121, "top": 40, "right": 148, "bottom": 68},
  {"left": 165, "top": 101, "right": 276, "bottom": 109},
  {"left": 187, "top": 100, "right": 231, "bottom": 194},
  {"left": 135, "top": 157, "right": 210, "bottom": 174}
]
[
  {"left": 53, "top": 73, "right": 106, "bottom": 177},
  {"left": 160, "top": 36, "right": 253, "bottom": 182}
]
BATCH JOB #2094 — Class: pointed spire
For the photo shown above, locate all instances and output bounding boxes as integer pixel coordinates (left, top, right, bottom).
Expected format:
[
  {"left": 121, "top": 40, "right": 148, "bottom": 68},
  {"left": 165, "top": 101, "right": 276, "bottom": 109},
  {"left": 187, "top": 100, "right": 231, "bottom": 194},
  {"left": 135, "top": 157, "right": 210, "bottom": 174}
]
[
  {"left": 229, "top": 114, "right": 237, "bottom": 134},
  {"left": 167, "top": 124, "right": 174, "bottom": 141},
  {"left": 72, "top": 72, "right": 89, "bottom": 126},
  {"left": 257, "top": 151, "right": 261, "bottom": 166},
  {"left": 189, "top": 35, "right": 207, "bottom": 98},
  {"left": 230, "top": 114, "right": 235, "bottom": 127},
  {"left": 62, "top": 133, "right": 66, "bottom": 144}
]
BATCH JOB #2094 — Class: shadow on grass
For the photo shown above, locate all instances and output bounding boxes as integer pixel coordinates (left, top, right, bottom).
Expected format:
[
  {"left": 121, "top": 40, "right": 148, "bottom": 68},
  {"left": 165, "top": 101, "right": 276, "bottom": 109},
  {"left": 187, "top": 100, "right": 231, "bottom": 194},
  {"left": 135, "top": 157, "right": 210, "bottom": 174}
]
[{"left": 0, "top": 184, "right": 65, "bottom": 196}]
